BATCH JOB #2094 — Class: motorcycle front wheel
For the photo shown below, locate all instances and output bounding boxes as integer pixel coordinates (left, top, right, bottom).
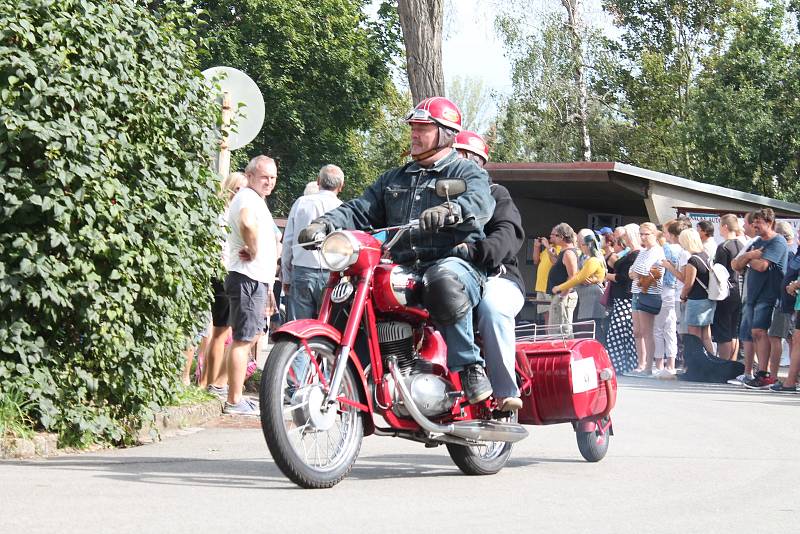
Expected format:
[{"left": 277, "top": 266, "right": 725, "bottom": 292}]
[
  {"left": 446, "top": 412, "right": 516, "bottom": 476},
  {"left": 260, "top": 337, "right": 364, "bottom": 489}
]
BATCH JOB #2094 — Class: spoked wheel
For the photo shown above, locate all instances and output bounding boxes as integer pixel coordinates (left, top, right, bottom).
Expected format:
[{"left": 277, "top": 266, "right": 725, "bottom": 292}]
[
  {"left": 446, "top": 411, "right": 516, "bottom": 475},
  {"left": 260, "top": 337, "right": 364, "bottom": 488},
  {"left": 576, "top": 417, "right": 611, "bottom": 462}
]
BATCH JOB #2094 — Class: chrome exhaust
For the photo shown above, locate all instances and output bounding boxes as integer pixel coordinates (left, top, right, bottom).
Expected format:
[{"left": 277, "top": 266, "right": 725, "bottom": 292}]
[{"left": 388, "top": 358, "right": 528, "bottom": 444}]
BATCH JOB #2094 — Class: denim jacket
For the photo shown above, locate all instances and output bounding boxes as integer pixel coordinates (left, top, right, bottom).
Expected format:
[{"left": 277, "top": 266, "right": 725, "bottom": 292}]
[{"left": 318, "top": 150, "right": 495, "bottom": 264}]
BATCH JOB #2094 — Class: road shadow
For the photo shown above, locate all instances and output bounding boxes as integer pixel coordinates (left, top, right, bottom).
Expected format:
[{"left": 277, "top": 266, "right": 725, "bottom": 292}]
[
  {"left": 348, "top": 451, "right": 572, "bottom": 481},
  {"left": 3, "top": 447, "right": 568, "bottom": 488},
  {"left": 3, "top": 455, "right": 300, "bottom": 491}
]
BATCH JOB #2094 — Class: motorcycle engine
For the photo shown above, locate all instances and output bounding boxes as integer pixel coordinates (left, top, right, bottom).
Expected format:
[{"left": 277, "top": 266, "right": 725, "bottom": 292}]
[{"left": 377, "top": 321, "right": 457, "bottom": 418}]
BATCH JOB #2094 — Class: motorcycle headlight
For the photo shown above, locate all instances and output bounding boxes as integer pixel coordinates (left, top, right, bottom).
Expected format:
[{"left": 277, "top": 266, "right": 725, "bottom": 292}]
[{"left": 321, "top": 231, "right": 360, "bottom": 271}]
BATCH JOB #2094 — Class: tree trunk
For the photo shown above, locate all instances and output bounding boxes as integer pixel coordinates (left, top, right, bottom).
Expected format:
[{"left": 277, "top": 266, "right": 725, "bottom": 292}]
[
  {"left": 397, "top": 0, "right": 445, "bottom": 104},
  {"left": 561, "top": 0, "right": 592, "bottom": 161}
]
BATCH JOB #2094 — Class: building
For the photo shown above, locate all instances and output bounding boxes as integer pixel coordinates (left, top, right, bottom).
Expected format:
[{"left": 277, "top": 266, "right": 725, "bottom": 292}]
[{"left": 486, "top": 161, "right": 800, "bottom": 303}]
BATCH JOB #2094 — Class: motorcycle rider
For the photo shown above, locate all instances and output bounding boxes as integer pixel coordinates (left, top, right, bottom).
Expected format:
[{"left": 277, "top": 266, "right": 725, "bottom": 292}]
[
  {"left": 298, "top": 97, "right": 497, "bottom": 403},
  {"left": 452, "top": 131, "right": 526, "bottom": 411}
]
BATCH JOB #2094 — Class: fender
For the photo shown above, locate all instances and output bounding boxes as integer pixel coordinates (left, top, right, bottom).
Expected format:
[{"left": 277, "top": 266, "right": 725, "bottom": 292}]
[{"left": 271, "top": 319, "right": 374, "bottom": 436}]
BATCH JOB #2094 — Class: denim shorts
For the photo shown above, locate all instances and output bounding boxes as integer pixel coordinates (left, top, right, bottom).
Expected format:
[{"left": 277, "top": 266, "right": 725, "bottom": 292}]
[
  {"left": 685, "top": 298, "right": 716, "bottom": 327},
  {"left": 767, "top": 308, "right": 793, "bottom": 338},
  {"left": 739, "top": 301, "right": 774, "bottom": 341},
  {"left": 225, "top": 271, "right": 267, "bottom": 342}
]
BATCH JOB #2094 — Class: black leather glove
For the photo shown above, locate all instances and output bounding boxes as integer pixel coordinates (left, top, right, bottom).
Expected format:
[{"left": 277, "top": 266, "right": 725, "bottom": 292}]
[
  {"left": 298, "top": 222, "right": 329, "bottom": 249},
  {"left": 420, "top": 204, "right": 452, "bottom": 232}
]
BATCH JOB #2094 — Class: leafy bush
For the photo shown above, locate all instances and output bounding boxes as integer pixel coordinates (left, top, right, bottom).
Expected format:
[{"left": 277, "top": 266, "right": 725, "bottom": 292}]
[{"left": 0, "top": 0, "right": 222, "bottom": 445}]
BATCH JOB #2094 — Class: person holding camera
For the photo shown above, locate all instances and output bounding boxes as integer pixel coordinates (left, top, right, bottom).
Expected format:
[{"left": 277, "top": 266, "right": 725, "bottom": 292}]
[{"left": 533, "top": 235, "right": 559, "bottom": 324}]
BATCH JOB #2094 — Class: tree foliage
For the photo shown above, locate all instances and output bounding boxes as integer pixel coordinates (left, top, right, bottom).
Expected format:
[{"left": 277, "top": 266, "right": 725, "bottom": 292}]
[
  {"left": 0, "top": 0, "right": 221, "bottom": 445},
  {"left": 493, "top": 7, "right": 623, "bottom": 162},
  {"left": 689, "top": 1, "right": 800, "bottom": 198},
  {"left": 196, "top": 0, "right": 399, "bottom": 215}
]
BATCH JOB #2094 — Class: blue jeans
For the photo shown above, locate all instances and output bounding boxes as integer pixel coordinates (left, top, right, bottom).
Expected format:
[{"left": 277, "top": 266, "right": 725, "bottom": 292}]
[
  {"left": 429, "top": 257, "right": 485, "bottom": 372},
  {"left": 287, "top": 265, "right": 329, "bottom": 321},
  {"left": 476, "top": 276, "right": 524, "bottom": 397}
]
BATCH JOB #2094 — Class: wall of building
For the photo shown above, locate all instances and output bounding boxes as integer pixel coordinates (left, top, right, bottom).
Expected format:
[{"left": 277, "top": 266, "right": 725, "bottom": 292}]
[{"left": 646, "top": 182, "right": 770, "bottom": 223}]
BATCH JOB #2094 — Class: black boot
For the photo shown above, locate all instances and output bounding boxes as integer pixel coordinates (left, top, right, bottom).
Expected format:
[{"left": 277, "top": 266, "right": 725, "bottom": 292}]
[{"left": 459, "top": 364, "right": 493, "bottom": 404}]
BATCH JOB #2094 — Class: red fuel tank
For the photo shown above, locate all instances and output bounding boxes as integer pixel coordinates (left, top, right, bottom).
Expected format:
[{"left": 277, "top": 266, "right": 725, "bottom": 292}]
[{"left": 515, "top": 338, "right": 617, "bottom": 426}]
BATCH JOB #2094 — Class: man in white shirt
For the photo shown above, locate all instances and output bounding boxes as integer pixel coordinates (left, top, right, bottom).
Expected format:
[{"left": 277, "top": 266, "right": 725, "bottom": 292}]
[
  {"left": 281, "top": 164, "right": 344, "bottom": 321},
  {"left": 223, "top": 155, "right": 278, "bottom": 415}
]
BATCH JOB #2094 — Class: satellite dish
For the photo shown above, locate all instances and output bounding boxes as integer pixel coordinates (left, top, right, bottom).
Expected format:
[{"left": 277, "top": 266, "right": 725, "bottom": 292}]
[{"left": 202, "top": 66, "right": 265, "bottom": 150}]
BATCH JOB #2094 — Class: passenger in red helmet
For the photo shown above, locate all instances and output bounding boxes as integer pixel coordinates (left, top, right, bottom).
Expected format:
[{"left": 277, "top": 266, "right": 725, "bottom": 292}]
[
  {"left": 453, "top": 131, "right": 526, "bottom": 411},
  {"left": 299, "top": 98, "right": 498, "bottom": 403}
]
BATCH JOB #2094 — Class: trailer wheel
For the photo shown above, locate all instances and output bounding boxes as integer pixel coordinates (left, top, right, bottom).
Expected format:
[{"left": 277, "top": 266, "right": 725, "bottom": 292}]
[{"left": 576, "top": 418, "right": 610, "bottom": 462}]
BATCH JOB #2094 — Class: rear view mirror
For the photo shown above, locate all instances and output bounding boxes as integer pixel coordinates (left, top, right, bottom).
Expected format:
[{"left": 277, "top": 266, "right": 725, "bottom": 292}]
[{"left": 435, "top": 178, "right": 466, "bottom": 198}]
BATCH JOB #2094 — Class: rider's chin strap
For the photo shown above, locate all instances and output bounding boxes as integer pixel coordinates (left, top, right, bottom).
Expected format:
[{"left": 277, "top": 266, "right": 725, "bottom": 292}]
[{"left": 411, "top": 147, "right": 440, "bottom": 161}]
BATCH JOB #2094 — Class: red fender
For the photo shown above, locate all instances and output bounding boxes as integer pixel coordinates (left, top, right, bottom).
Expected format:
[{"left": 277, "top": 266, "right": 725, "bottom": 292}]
[{"left": 271, "top": 319, "right": 374, "bottom": 435}]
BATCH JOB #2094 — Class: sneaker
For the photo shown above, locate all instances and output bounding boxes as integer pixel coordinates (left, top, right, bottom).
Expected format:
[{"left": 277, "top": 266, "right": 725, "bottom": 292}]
[
  {"left": 207, "top": 384, "right": 228, "bottom": 399},
  {"left": 727, "top": 373, "right": 750, "bottom": 386},
  {"left": 654, "top": 368, "right": 675, "bottom": 379},
  {"left": 742, "top": 371, "right": 775, "bottom": 390},
  {"left": 768, "top": 381, "right": 798, "bottom": 393},
  {"left": 459, "top": 365, "right": 493, "bottom": 404},
  {"left": 223, "top": 398, "right": 260, "bottom": 416},
  {"left": 498, "top": 397, "right": 523, "bottom": 412}
]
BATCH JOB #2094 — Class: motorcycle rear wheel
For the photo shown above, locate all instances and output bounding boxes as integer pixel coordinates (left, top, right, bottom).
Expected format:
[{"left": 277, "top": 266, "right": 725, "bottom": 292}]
[
  {"left": 446, "top": 412, "right": 516, "bottom": 476},
  {"left": 260, "top": 337, "right": 364, "bottom": 489}
]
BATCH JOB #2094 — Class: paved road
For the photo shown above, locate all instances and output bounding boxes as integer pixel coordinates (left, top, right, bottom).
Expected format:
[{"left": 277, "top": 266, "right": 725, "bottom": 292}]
[{"left": 2, "top": 377, "right": 799, "bottom": 534}]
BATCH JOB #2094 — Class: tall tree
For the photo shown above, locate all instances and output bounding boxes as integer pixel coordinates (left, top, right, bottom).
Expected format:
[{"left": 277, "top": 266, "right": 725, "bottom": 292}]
[
  {"left": 603, "top": 0, "right": 733, "bottom": 175},
  {"left": 689, "top": 1, "right": 800, "bottom": 200},
  {"left": 561, "top": 0, "right": 592, "bottom": 160},
  {"left": 493, "top": 5, "right": 621, "bottom": 162},
  {"left": 396, "top": 0, "right": 446, "bottom": 103}
]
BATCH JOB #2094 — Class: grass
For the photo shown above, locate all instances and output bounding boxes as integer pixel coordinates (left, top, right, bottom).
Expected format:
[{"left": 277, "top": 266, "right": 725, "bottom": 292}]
[
  {"left": 171, "top": 385, "right": 216, "bottom": 406},
  {"left": 0, "top": 387, "right": 35, "bottom": 440}
]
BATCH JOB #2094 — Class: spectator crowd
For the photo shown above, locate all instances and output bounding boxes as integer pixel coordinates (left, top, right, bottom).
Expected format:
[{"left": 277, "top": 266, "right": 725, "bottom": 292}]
[{"left": 534, "top": 210, "right": 800, "bottom": 393}]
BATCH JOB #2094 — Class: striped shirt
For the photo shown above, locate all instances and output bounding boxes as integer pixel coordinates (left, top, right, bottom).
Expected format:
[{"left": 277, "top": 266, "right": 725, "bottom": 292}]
[{"left": 630, "top": 246, "right": 665, "bottom": 295}]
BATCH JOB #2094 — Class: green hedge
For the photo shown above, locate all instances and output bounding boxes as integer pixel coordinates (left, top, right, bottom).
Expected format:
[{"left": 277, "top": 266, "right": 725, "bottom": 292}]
[{"left": 0, "top": 0, "right": 223, "bottom": 445}]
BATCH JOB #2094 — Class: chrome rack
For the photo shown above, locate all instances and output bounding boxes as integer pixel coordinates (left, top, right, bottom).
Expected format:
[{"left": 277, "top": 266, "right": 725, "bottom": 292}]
[{"left": 514, "top": 320, "right": 597, "bottom": 343}]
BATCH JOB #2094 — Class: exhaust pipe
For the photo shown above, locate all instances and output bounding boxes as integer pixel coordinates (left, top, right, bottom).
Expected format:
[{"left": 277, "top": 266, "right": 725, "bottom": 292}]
[{"left": 388, "top": 358, "right": 528, "bottom": 444}]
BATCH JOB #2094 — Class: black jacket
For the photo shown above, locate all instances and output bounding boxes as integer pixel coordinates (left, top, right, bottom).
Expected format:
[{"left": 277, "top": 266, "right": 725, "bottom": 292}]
[
  {"left": 460, "top": 183, "right": 525, "bottom": 294},
  {"left": 317, "top": 150, "right": 494, "bottom": 264}
]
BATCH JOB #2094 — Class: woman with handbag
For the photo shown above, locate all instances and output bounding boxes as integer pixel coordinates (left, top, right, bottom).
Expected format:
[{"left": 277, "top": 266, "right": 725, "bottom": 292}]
[
  {"left": 553, "top": 229, "right": 608, "bottom": 343},
  {"left": 605, "top": 226, "right": 641, "bottom": 374},
  {"left": 628, "top": 222, "right": 665, "bottom": 375},
  {"left": 678, "top": 228, "right": 717, "bottom": 355}
]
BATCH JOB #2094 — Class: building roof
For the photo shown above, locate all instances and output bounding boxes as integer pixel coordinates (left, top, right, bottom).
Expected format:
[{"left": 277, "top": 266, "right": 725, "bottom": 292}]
[{"left": 485, "top": 161, "right": 800, "bottom": 215}]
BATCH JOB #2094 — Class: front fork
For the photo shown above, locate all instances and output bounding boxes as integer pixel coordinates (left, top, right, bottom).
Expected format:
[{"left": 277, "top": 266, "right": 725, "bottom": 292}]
[{"left": 321, "top": 270, "right": 373, "bottom": 410}]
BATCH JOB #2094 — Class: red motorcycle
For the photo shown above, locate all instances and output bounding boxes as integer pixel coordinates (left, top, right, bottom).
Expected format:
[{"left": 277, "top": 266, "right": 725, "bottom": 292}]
[{"left": 260, "top": 190, "right": 617, "bottom": 489}]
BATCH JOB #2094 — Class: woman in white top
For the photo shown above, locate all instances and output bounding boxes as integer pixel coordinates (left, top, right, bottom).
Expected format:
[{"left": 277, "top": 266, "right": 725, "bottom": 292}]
[{"left": 628, "top": 222, "right": 665, "bottom": 375}]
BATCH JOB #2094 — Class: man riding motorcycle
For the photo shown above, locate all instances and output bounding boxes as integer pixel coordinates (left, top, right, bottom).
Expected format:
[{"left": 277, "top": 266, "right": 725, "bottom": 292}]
[
  {"left": 298, "top": 97, "right": 497, "bottom": 403},
  {"left": 452, "top": 131, "right": 526, "bottom": 412}
]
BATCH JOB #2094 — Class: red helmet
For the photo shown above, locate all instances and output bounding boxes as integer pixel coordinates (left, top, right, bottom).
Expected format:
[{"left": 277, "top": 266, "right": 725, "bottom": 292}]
[
  {"left": 453, "top": 130, "right": 490, "bottom": 163},
  {"left": 405, "top": 96, "right": 463, "bottom": 132}
]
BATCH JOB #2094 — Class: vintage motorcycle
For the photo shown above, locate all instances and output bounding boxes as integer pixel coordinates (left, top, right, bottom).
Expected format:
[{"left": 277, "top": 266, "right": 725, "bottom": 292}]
[{"left": 260, "top": 182, "right": 617, "bottom": 489}]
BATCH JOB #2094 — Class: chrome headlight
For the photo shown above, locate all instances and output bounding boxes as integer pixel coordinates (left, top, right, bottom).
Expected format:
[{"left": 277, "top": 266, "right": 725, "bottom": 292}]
[{"left": 321, "top": 231, "right": 360, "bottom": 271}]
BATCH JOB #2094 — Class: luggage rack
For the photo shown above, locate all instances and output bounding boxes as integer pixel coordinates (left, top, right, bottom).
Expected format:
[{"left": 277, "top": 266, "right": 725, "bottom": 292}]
[{"left": 514, "top": 321, "right": 597, "bottom": 343}]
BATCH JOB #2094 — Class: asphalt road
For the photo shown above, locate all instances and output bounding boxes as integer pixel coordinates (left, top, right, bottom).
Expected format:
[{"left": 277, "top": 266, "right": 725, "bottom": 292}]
[{"left": 2, "top": 377, "right": 799, "bottom": 534}]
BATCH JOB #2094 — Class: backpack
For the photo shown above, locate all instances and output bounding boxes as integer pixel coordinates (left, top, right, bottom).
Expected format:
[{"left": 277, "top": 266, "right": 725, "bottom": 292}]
[{"left": 694, "top": 255, "right": 730, "bottom": 301}]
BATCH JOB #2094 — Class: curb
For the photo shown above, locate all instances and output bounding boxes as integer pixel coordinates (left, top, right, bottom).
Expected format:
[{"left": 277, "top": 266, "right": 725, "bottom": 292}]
[
  {"left": 1, "top": 399, "right": 223, "bottom": 459},
  {"left": 0, "top": 433, "right": 59, "bottom": 459},
  {"left": 137, "top": 399, "right": 224, "bottom": 443}
]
